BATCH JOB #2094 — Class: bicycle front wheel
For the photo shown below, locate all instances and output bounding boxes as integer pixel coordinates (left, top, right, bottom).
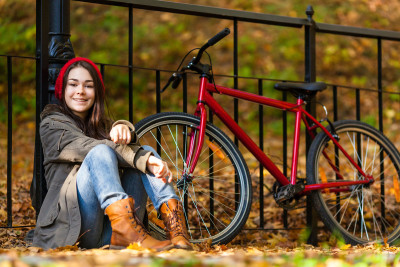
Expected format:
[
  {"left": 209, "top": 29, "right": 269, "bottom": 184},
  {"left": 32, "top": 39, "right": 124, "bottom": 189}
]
[
  {"left": 135, "top": 112, "right": 252, "bottom": 245},
  {"left": 307, "top": 120, "right": 400, "bottom": 245}
]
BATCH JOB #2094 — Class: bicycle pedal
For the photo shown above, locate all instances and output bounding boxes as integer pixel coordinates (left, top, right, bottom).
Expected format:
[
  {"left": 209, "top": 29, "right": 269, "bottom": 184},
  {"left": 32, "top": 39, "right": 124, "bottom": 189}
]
[{"left": 274, "top": 184, "right": 305, "bottom": 203}]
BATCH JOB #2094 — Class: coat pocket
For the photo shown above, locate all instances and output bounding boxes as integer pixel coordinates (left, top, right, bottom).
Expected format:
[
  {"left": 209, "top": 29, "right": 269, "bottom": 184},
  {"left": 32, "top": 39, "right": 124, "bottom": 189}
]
[{"left": 37, "top": 203, "right": 60, "bottom": 227}]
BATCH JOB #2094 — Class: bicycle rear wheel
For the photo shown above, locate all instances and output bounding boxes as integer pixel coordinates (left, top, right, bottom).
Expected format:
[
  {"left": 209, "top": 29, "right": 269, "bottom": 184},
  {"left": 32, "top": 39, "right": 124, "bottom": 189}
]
[
  {"left": 135, "top": 112, "right": 252, "bottom": 245},
  {"left": 307, "top": 120, "right": 400, "bottom": 244}
]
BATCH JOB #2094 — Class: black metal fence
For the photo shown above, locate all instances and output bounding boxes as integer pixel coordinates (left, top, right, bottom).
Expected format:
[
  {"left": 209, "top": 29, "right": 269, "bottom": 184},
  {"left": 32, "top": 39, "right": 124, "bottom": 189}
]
[{"left": 3, "top": 0, "right": 400, "bottom": 244}]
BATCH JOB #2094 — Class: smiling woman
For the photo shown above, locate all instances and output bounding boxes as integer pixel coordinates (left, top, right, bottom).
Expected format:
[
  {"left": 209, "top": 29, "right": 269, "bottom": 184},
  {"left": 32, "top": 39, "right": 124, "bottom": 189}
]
[{"left": 31, "top": 57, "right": 192, "bottom": 251}]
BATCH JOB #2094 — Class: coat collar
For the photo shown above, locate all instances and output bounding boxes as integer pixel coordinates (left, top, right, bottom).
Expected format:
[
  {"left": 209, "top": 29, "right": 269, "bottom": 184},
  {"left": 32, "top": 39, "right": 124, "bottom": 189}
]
[{"left": 40, "top": 104, "right": 74, "bottom": 124}]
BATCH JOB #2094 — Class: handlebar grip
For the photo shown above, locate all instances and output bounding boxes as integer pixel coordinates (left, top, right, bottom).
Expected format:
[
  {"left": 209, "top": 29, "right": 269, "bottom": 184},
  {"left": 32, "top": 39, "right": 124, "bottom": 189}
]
[{"left": 207, "top": 28, "right": 231, "bottom": 46}]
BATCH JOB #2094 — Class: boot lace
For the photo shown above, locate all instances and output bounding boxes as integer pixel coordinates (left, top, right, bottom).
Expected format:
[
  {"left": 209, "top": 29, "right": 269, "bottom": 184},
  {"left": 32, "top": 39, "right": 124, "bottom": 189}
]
[
  {"left": 166, "top": 209, "right": 185, "bottom": 238},
  {"left": 127, "top": 206, "right": 150, "bottom": 237}
]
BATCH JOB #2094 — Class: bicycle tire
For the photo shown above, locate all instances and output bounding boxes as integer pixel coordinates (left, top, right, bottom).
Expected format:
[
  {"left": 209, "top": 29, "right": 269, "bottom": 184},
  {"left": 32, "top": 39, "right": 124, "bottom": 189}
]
[
  {"left": 134, "top": 112, "right": 252, "bottom": 245},
  {"left": 307, "top": 120, "right": 400, "bottom": 245}
]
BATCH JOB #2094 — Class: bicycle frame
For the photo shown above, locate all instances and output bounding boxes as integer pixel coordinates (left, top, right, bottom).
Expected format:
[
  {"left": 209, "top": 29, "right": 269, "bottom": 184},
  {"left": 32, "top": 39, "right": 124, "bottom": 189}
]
[{"left": 186, "top": 76, "right": 374, "bottom": 194}]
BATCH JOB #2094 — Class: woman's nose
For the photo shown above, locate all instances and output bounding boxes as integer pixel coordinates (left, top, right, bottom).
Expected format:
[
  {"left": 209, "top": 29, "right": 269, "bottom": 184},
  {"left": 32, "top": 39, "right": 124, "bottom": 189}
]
[{"left": 76, "top": 84, "right": 85, "bottom": 94}]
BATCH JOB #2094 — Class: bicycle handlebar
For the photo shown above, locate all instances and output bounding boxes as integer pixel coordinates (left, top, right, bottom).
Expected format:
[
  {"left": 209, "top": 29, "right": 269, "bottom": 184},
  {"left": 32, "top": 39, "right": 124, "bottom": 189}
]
[
  {"left": 191, "top": 28, "right": 231, "bottom": 65},
  {"left": 161, "top": 28, "right": 231, "bottom": 92},
  {"left": 208, "top": 28, "right": 231, "bottom": 46}
]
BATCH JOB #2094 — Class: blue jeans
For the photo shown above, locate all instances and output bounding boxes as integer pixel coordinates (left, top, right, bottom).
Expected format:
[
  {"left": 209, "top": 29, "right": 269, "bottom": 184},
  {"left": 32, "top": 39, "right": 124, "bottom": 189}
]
[{"left": 76, "top": 144, "right": 178, "bottom": 248}]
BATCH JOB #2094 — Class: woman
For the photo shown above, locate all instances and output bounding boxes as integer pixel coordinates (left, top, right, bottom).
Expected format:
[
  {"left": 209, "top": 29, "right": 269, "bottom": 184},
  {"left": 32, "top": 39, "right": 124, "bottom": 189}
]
[{"left": 32, "top": 57, "right": 191, "bottom": 251}]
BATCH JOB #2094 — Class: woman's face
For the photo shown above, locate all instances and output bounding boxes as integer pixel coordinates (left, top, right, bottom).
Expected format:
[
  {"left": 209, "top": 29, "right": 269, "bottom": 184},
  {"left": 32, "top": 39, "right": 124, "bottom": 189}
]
[{"left": 64, "top": 67, "right": 95, "bottom": 119}]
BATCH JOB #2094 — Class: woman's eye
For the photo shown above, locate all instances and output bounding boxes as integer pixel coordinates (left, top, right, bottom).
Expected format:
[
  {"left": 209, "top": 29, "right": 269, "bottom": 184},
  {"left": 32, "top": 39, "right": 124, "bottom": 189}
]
[
  {"left": 68, "top": 83, "right": 77, "bottom": 87},
  {"left": 85, "top": 85, "right": 94, "bottom": 88}
]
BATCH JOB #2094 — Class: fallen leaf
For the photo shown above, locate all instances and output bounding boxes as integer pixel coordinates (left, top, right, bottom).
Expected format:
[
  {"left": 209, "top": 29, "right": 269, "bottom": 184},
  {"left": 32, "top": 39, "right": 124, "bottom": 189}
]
[{"left": 339, "top": 244, "right": 351, "bottom": 250}]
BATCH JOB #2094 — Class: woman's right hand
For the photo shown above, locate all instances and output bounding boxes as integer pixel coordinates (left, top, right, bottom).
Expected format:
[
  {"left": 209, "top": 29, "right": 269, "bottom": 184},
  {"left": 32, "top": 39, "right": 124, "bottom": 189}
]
[{"left": 110, "top": 124, "right": 131, "bottom": 145}]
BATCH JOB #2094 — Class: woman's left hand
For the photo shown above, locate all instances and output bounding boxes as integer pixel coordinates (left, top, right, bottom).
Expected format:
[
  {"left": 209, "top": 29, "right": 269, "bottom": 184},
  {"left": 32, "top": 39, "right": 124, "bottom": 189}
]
[
  {"left": 146, "top": 156, "right": 173, "bottom": 183},
  {"left": 110, "top": 124, "right": 131, "bottom": 145}
]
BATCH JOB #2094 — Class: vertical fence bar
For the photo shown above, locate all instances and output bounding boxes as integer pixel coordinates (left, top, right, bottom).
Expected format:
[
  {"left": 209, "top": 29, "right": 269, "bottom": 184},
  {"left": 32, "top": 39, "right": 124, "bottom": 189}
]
[
  {"left": 156, "top": 70, "right": 161, "bottom": 155},
  {"left": 233, "top": 19, "right": 239, "bottom": 210},
  {"left": 182, "top": 72, "right": 188, "bottom": 215},
  {"left": 156, "top": 70, "right": 161, "bottom": 114},
  {"left": 377, "top": 38, "right": 385, "bottom": 218},
  {"left": 356, "top": 89, "right": 360, "bottom": 121},
  {"left": 355, "top": 88, "right": 362, "bottom": 216},
  {"left": 233, "top": 19, "right": 239, "bottom": 145},
  {"left": 129, "top": 5, "right": 133, "bottom": 123},
  {"left": 304, "top": 5, "right": 318, "bottom": 245},
  {"left": 258, "top": 79, "right": 264, "bottom": 228},
  {"left": 183, "top": 73, "right": 187, "bottom": 113},
  {"left": 377, "top": 38, "right": 383, "bottom": 133},
  {"left": 333, "top": 86, "right": 338, "bottom": 121},
  {"left": 35, "top": 0, "right": 49, "bottom": 215},
  {"left": 7, "top": 56, "right": 13, "bottom": 227},
  {"left": 333, "top": 85, "right": 341, "bottom": 218},
  {"left": 209, "top": 100, "right": 215, "bottom": 228},
  {"left": 100, "top": 64, "right": 105, "bottom": 81},
  {"left": 282, "top": 91, "right": 288, "bottom": 229}
]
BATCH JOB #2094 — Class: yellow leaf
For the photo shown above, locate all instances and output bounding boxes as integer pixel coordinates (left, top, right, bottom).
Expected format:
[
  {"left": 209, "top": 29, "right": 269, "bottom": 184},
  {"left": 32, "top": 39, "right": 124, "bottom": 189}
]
[
  {"left": 393, "top": 177, "right": 400, "bottom": 203},
  {"left": 340, "top": 244, "right": 351, "bottom": 250},
  {"left": 206, "top": 140, "right": 229, "bottom": 163},
  {"left": 384, "top": 237, "right": 389, "bottom": 248},
  {"left": 319, "top": 167, "right": 330, "bottom": 193},
  {"left": 127, "top": 242, "right": 149, "bottom": 251}
]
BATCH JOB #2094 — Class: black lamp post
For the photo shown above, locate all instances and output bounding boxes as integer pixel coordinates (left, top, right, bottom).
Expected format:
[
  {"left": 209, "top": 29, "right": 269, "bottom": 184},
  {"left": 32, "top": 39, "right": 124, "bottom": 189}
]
[
  {"left": 32, "top": 0, "right": 75, "bottom": 215},
  {"left": 48, "top": 0, "right": 75, "bottom": 103}
]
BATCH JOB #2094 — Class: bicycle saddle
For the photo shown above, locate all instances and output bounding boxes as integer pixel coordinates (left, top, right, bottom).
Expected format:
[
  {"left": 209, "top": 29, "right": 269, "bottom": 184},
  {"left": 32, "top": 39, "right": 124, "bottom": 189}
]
[{"left": 274, "top": 82, "right": 327, "bottom": 99}]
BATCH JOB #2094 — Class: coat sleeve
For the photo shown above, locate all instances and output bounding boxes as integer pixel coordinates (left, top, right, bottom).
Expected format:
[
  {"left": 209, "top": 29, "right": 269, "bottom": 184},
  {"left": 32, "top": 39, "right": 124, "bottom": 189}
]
[{"left": 40, "top": 117, "right": 151, "bottom": 173}]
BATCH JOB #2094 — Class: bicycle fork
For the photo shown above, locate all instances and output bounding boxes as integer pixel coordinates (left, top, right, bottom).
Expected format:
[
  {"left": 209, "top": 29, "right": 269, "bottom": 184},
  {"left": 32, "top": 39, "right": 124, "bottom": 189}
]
[{"left": 177, "top": 82, "right": 208, "bottom": 189}]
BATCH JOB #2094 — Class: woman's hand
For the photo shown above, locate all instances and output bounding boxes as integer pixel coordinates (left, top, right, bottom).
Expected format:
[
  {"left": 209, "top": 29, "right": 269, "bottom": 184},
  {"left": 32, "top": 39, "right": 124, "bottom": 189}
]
[
  {"left": 110, "top": 124, "right": 131, "bottom": 145},
  {"left": 146, "top": 155, "right": 173, "bottom": 183}
]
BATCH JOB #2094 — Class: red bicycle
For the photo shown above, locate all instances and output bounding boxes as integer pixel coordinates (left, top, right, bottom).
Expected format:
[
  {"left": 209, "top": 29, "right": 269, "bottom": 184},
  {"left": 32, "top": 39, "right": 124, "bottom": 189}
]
[{"left": 135, "top": 28, "right": 400, "bottom": 245}]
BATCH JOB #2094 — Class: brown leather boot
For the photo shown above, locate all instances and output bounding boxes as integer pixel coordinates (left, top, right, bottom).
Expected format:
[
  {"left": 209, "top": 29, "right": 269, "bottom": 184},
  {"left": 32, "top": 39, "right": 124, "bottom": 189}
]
[
  {"left": 105, "top": 197, "right": 173, "bottom": 251},
  {"left": 159, "top": 199, "right": 192, "bottom": 250}
]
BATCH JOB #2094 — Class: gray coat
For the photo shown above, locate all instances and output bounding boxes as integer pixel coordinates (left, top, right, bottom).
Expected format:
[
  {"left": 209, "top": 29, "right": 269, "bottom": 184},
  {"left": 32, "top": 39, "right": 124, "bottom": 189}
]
[{"left": 32, "top": 104, "right": 151, "bottom": 249}]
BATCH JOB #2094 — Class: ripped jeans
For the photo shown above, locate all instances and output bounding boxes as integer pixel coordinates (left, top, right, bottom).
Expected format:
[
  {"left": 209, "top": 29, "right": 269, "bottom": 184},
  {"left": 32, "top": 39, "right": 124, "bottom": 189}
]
[{"left": 76, "top": 144, "right": 178, "bottom": 248}]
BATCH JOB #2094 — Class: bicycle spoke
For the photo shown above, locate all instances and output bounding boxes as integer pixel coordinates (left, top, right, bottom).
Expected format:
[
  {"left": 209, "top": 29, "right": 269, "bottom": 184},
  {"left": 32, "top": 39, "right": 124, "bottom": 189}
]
[
  {"left": 187, "top": 183, "right": 212, "bottom": 237},
  {"left": 145, "top": 130, "right": 181, "bottom": 173},
  {"left": 366, "top": 191, "right": 384, "bottom": 240},
  {"left": 194, "top": 196, "right": 229, "bottom": 230},
  {"left": 194, "top": 187, "right": 239, "bottom": 213}
]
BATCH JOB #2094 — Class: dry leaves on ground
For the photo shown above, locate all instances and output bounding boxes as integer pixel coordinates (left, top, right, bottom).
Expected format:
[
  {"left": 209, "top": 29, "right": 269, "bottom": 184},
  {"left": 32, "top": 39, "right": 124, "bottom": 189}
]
[{"left": 1, "top": 241, "right": 400, "bottom": 267}]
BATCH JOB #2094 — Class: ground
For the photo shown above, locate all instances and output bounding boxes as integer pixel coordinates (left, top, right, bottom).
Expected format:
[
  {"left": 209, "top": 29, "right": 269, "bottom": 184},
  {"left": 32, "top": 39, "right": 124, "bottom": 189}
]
[
  {"left": 1, "top": 241, "right": 400, "bottom": 266},
  {"left": 1, "top": 228, "right": 400, "bottom": 266}
]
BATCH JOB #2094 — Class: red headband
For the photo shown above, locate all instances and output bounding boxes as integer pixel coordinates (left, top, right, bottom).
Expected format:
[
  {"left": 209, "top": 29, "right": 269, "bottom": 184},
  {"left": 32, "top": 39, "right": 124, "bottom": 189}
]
[{"left": 54, "top": 57, "right": 104, "bottom": 100}]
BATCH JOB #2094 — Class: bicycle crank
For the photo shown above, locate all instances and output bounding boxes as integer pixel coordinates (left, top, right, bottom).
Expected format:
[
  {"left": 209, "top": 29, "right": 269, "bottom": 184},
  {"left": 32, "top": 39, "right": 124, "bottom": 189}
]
[{"left": 273, "top": 182, "right": 305, "bottom": 208}]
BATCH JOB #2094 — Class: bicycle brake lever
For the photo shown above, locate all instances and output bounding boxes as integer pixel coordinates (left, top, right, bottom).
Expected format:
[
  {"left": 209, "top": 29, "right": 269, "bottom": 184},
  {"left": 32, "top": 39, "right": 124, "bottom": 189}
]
[
  {"left": 161, "top": 73, "right": 179, "bottom": 92},
  {"left": 171, "top": 73, "right": 183, "bottom": 89}
]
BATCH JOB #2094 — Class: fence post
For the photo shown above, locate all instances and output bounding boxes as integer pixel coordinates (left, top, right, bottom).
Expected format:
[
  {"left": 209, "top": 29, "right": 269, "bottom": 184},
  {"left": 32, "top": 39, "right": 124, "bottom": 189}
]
[
  {"left": 32, "top": 0, "right": 74, "bottom": 214},
  {"left": 33, "top": 0, "right": 49, "bottom": 215},
  {"left": 304, "top": 5, "right": 318, "bottom": 246}
]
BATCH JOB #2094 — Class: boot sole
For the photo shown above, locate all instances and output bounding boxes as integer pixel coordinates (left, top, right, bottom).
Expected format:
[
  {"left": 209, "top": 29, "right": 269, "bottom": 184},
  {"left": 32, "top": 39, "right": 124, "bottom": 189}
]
[
  {"left": 109, "top": 245, "right": 126, "bottom": 250},
  {"left": 174, "top": 244, "right": 193, "bottom": 250},
  {"left": 109, "top": 243, "right": 175, "bottom": 251}
]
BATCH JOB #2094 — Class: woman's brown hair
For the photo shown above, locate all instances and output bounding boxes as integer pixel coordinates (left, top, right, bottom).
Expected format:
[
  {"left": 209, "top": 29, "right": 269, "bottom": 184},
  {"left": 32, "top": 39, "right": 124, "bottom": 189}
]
[{"left": 59, "top": 61, "right": 111, "bottom": 139}]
